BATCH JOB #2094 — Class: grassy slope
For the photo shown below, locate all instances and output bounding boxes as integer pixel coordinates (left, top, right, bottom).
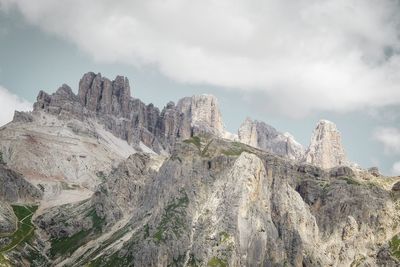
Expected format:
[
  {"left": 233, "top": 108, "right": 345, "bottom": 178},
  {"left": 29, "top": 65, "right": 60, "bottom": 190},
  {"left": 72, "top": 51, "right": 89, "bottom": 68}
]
[{"left": 0, "top": 205, "right": 38, "bottom": 266}]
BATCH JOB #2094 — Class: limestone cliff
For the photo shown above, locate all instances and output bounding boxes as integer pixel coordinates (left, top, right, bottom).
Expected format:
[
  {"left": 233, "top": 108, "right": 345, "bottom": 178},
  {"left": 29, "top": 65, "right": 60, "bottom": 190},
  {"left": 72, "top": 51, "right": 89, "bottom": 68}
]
[
  {"left": 0, "top": 164, "right": 42, "bottom": 203},
  {"left": 238, "top": 117, "right": 305, "bottom": 160},
  {"left": 304, "top": 120, "right": 347, "bottom": 169},
  {"left": 176, "top": 94, "right": 225, "bottom": 138}
]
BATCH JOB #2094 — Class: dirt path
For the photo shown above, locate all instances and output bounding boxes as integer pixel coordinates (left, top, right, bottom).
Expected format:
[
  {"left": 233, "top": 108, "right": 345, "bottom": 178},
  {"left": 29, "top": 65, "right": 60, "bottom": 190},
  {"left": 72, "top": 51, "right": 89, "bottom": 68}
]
[{"left": 0, "top": 205, "right": 35, "bottom": 253}]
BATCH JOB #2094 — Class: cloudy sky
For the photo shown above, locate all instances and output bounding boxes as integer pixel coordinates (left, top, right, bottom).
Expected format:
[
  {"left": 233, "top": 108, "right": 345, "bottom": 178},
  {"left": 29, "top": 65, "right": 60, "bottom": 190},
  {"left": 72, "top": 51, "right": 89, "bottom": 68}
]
[{"left": 0, "top": 0, "right": 399, "bottom": 175}]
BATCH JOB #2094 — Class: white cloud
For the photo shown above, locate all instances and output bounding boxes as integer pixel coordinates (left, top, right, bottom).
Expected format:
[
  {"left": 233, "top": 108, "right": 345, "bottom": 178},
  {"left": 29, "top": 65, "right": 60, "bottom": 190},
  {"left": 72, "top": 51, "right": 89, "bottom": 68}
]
[
  {"left": 2, "top": 0, "right": 400, "bottom": 116},
  {"left": 392, "top": 161, "right": 400, "bottom": 176},
  {"left": 0, "top": 85, "right": 32, "bottom": 126},
  {"left": 374, "top": 127, "right": 400, "bottom": 154}
]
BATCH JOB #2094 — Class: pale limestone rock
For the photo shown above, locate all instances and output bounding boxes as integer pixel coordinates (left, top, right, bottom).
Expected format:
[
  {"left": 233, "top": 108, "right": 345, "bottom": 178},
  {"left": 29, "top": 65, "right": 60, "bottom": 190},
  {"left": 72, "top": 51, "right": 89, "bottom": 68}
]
[
  {"left": 0, "top": 202, "right": 16, "bottom": 234},
  {"left": 304, "top": 119, "right": 347, "bottom": 169},
  {"left": 177, "top": 94, "right": 225, "bottom": 138},
  {"left": 238, "top": 117, "right": 304, "bottom": 160},
  {"left": 342, "top": 216, "right": 358, "bottom": 241}
]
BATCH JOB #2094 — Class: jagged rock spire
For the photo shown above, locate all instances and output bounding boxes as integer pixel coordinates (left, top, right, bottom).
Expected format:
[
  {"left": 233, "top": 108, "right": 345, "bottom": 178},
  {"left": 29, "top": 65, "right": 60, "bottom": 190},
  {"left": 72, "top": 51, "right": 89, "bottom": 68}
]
[
  {"left": 304, "top": 119, "right": 347, "bottom": 169},
  {"left": 176, "top": 94, "right": 225, "bottom": 138},
  {"left": 78, "top": 72, "right": 131, "bottom": 117},
  {"left": 32, "top": 72, "right": 230, "bottom": 152}
]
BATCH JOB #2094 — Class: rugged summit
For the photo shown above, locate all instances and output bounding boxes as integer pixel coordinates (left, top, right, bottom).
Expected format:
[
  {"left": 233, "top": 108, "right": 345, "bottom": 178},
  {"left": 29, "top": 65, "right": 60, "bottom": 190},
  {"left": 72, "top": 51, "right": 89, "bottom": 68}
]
[
  {"left": 176, "top": 95, "right": 225, "bottom": 138},
  {"left": 238, "top": 117, "right": 304, "bottom": 160},
  {"left": 78, "top": 72, "right": 131, "bottom": 117},
  {"left": 32, "top": 72, "right": 228, "bottom": 153},
  {"left": 304, "top": 120, "right": 347, "bottom": 169}
]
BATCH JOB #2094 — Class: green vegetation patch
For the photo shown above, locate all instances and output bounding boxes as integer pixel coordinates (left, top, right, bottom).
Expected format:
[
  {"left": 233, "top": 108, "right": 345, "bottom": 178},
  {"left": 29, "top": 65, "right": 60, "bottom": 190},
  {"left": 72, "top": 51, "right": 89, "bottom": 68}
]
[
  {"left": 0, "top": 253, "right": 11, "bottom": 266},
  {"left": 188, "top": 254, "right": 201, "bottom": 267},
  {"left": 167, "top": 254, "right": 186, "bottom": 267},
  {"left": 221, "top": 141, "right": 251, "bottom": 156},
  {"left": 153, "top": 192, "right": 189, "bottom": 243},
  {"left": 143, "top": 224, "right": 150, "bottom": 239},
  {"left": 26, "top": 246, "right": 49, "bottom": 267},
  {"left": 0, "top": 151, "right": 4, "bottom": 164},
  {"left": 201, "top": 139, "right": 213, "bottom": 157},
  {"left": 80, "top": 224, "right": 133, "bottom": 265},
  {"left": 339, "top": 176, "right": 361, "bottom": 186},
  {"left": 50, "top": 208, "right": 105, "bottom": 257},
  {"left": 50, "top": 229, "right": 90, "bottom": 257},
  {"left": 390, "top": 234, "right": 400, "bottom": 259},
  {"left": 96, "top": 171, "right": 107, "bottom": 182},
  {"left": 60, "top": 181, "right": 79, "bottom": 190},
  {"left": 184, "top": 136, "right": 202, "bottom": 151},
  {"left": 183, "top": 136, "right": 215, "bottom": 157},
  {"left": 207, "top": 257, "right": 227, "bottom": 267},
  {"left": 219, "top": 231, "right": 230, "bottom": 243},
  {"left": 0, "top": 205, "right": 38, "bottom": 253}
]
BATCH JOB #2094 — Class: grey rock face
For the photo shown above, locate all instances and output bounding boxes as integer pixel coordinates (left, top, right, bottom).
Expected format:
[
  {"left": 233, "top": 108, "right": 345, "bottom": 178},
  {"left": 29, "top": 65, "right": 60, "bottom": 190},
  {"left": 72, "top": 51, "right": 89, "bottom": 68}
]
[
  {"left": 12, "top": 111, "right": 33, "bottom": 123},
  {"left": 368, "top": 167, "right": 380, "bottom": 177},
  {"left": 0, "top": 164, "right": 42, "bottom": 202},
  {"left": 78, "top": 72, "right": 131, "bottom": 117},
  {"left": 92, "top": 153, "right": 157, "bottom": 225},
  {"left": 176, "top": 94, "right": 225, "bottom": 138},
  {"left": 238, "top": 117, "right": 305, "bottom": 160},
  {"left": 0, "top": 202, "right": 16, "bottom": 234},
  {"left": 304, "top": 120, "right": 347, "bottom": 169},
  {"left": 392, "top": 181, "right": 400, "bottom": 191}
]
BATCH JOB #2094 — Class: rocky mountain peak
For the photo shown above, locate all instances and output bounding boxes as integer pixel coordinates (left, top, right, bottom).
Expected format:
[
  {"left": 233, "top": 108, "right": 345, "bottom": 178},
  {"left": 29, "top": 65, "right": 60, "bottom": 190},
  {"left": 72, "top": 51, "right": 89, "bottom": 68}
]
[
  {"left": 304, "top": 119, "right": 347, "bottom": 169},
  {"left": 176, "top": 94, "right": 225, "bottom": 137},
  {"left": 78, "top": 72, "right": 131, "bottom": 117},
  {"left": 31, "top": 73, "right": 232, "bottom": 152},
  {"left": 238, "top": 117, "right": 304, "bottom": 160}
]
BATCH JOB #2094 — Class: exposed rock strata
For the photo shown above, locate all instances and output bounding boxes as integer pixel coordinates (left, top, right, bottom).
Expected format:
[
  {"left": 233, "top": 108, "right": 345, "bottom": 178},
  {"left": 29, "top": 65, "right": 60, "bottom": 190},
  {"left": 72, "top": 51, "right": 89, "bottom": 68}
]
[
  {"left": 0, "top": 202, "right": 16, "bottom": 234},
  {"left": 238, "top": 117, "right": 304, "bottom": 160},
  {"left": 32, "top": 72, "right": 229, "bottom": 153},
  {"left": 0, "top": 164, "right": 42, "bottom": 203},
  {"left": 304, "top": 120, "right": 347, "bottom": 169}
]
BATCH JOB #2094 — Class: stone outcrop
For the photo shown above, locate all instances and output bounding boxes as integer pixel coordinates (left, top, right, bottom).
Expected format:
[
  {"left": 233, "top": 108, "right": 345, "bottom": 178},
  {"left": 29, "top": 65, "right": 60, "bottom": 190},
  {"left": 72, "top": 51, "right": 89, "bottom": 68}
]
[
  {"left": 238, "top": 117, "right": 304, "bottom": 160},
  {"left": 78, "top": 72, "right": 131, "bottom": 117},
  {"left": 0, "top": 164, "right": 42, "bottom": 203},
  {"left": 176, "top": 94, "right": 225, "bottom": 138},
  {"left": 92, "top": 152, "right": 159, "bottom": 225},
  {"left": 304, "top": 120, "right": 347, "bottom": 169},
  {"left": 0, "top": 202, "right": 16, "bottom": 234}
]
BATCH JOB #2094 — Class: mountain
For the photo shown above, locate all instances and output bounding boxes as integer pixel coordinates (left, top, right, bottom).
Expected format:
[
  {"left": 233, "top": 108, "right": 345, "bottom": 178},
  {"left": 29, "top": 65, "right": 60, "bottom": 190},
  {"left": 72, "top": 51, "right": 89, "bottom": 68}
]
[{"left": 0, "top": 72, "right": 399, "bottom": 267}]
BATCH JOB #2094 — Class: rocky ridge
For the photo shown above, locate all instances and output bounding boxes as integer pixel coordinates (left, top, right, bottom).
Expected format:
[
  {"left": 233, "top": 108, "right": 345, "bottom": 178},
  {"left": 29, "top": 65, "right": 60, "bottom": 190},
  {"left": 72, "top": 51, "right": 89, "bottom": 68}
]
[
  {"left": 238, "top": 117, "right": 305, "bottom": 161},
  {"left": 32, "top": 72, "right": 231, "bottom": 153}
]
